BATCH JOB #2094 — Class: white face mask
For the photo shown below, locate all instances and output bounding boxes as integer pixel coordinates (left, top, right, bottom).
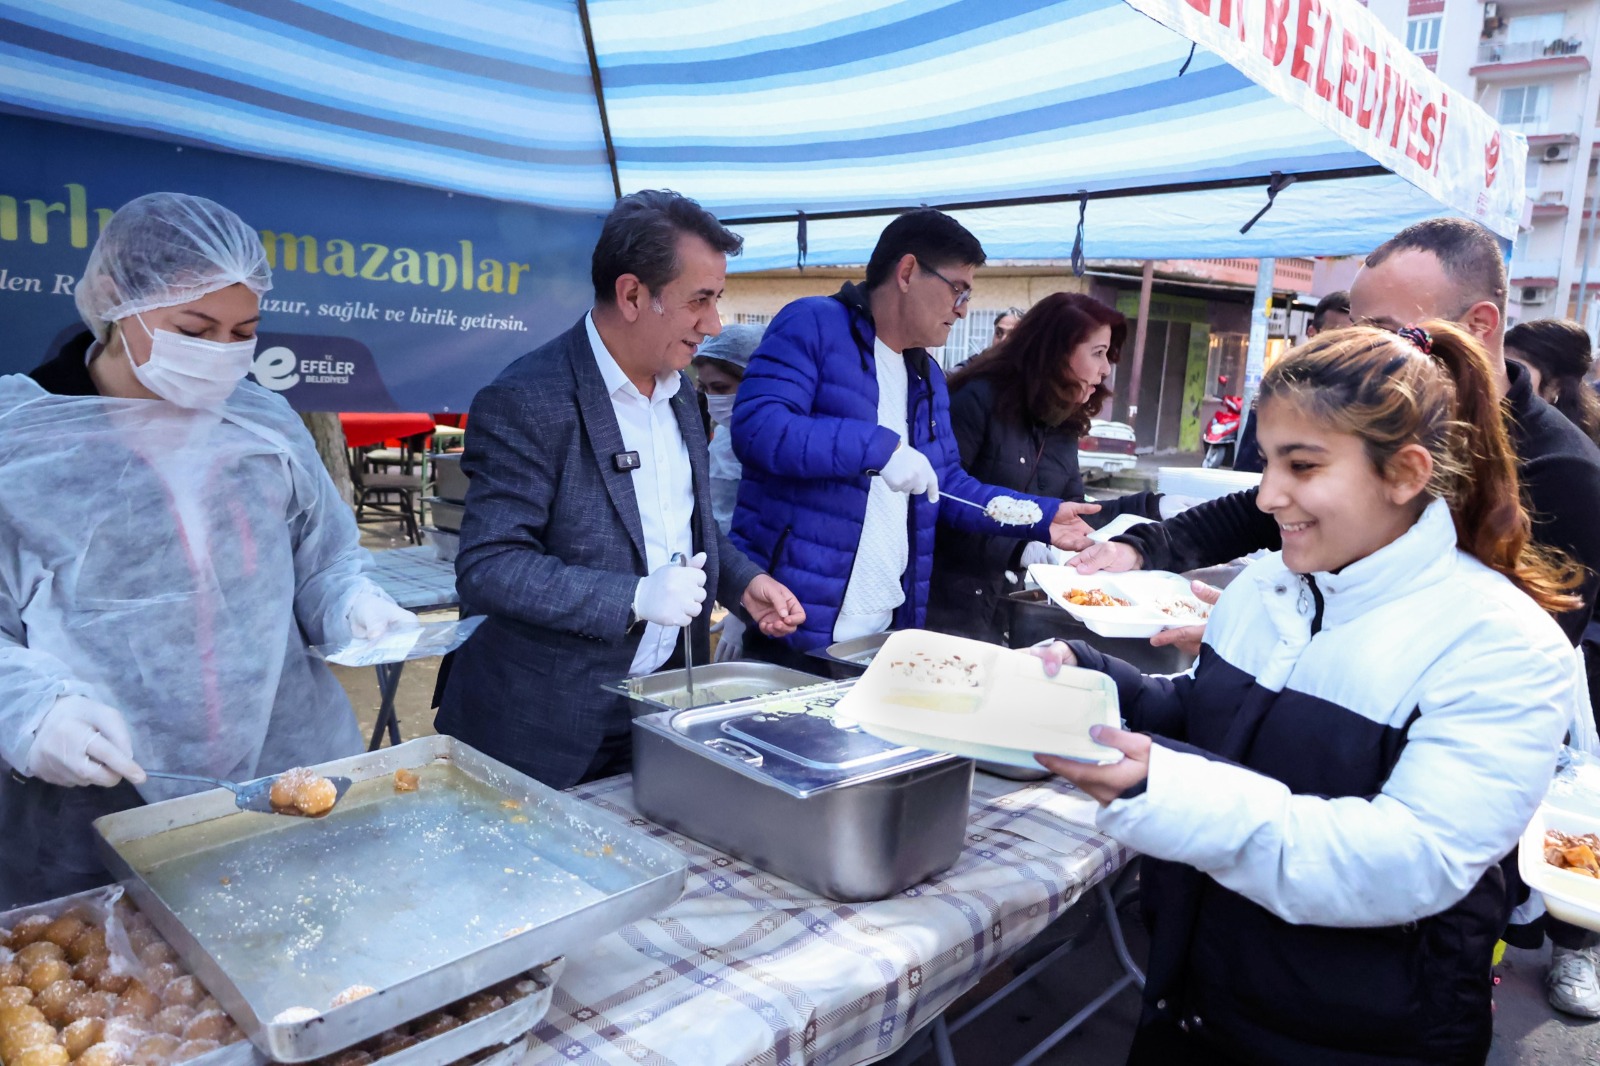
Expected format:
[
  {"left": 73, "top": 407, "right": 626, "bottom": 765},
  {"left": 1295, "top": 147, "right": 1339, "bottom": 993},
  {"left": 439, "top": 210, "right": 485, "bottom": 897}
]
[
  {"left": 704, "top": 392, "right": 737, "bottom": 426},
  {"left": 127, "top": 314, "right": 256, "bottom": 409}
]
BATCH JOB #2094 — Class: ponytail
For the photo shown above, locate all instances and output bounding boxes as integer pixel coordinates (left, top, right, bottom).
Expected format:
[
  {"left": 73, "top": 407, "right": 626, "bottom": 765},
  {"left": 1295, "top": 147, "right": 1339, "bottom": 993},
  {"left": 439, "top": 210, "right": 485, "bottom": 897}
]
[
  {"left": 1419, "top": 321, "right": 1580, "bottom": 614},
  {"left": 1259, "top": 321, "right": 1580, "bottom": 614}
]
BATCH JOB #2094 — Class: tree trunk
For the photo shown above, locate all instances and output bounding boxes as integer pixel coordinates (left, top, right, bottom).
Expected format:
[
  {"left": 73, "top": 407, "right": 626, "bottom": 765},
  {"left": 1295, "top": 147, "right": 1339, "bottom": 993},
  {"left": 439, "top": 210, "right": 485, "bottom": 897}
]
[{"left": 301, "top": 412, "right": 355, "bottom": 508}]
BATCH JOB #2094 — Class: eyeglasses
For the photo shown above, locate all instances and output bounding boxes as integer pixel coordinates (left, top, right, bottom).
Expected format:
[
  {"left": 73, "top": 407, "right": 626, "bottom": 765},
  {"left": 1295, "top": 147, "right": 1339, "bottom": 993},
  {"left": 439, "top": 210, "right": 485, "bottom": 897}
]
[{"left": 918, "top": 261, "right": 972, "bottom": 309}]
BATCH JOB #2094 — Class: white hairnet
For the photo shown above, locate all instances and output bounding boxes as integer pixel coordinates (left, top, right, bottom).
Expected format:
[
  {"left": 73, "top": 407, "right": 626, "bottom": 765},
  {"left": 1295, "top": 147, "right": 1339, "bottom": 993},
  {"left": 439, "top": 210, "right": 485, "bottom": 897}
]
[{"left": 74, "top": 192, "right": 273, "bottom": 342}]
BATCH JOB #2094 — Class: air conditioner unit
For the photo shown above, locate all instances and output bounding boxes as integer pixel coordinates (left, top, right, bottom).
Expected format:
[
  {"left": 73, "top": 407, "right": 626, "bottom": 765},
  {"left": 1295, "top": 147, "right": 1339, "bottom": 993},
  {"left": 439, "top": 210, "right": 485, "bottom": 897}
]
[
  {"left": 1544, "top": 143, "right": 1573, "bottom": 163},
  {"left": 1521, "top": 287, "right": 1552, "bottom": 305}
]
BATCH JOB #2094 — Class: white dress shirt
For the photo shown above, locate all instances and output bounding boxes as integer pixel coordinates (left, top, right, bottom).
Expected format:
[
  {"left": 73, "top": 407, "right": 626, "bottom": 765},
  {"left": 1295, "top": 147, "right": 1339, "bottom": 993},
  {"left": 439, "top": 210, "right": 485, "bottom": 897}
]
[
  {"left": 585, "top": 313, "right": 695, "bottom": 675},
  {"left": 835, "top": 337, "right": 910, "bottom": 642}
]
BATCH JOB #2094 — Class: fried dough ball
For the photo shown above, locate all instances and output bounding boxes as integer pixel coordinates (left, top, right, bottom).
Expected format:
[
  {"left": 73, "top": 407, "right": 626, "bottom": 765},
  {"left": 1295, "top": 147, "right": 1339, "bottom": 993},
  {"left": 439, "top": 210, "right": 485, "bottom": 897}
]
[
  {"left": 35, "top": 979, "right": 86, "bottom": 1026},
  {"left": 121, "top": 925, "right": 155, "bottom": 957},
  {"left": 93, "top": 972, "right": 132, "bottom": 996},
  {"left": 148, "top": 1006, "right": 192, "bottom": 1037},
  {"left": 296, "top": 777, "right": 338, "bottom": 817},
  {"left": 0, "top": 1003, "right": 46, "bottom": 1030},
  {"left": 100, "top": 1019, "right": 145, "bottom": 1049},
  {"left": 218, "top": 1025, "right": 243, "bottom": 1046},
  {"left": 8, "top": 917, "right": 53, "bottom": 950},
  {"left": 76, "top": 1043, "right": 129, "bottom": 1066},
  {"left": 63, "top": 1017, "right": 105, "bottom": 1059},
  {"left": 456, "top": 994, "right": 503, "bottom": 1021},
  {"left": 372, "top": 1035, "right": 415, "bottom": 1059},
  {"left": 0, "top": 964, "right": 21, "bottom": 989},
  {"left": 270, "top": 769, "right": 338, "bottom": 816},
  {"left": 66, "top": 991, "right": 116, "bottom": 1024},
  {"left": 110, "top": 982, "right": 158, "bottom": 1020},
  {"left": 132, "top": 1034, "right": 180, "bottom": 1066},
  {"left": 190, "top": 999, "right": 217, "bottom": 1018},
  {"left": 14, "top": 944, "right": 65, "bottom": 971},
  {"left": 329, "top": 986, "right": 373, "bottom": 1008},
  {"left": 393, "top": 769, "right": 419, "bottom": 793},
  {"left": 135, "top": 944, "right": 175, "bottom": 970},
  {"left": 41, "top": 918, "right": 84, "bottom": 952},
  {"left": 0, "top": 987, "right": 31, "bottom": 1010},
  {"left": 72, "top": 955, "right": 108, "bottom": 988},
  {"left": 179, "top": 1011, "right": 228, "bottom": 1044},
  {"left": 12, "top": 1044, "right": 69, "bottom": 1066},
  {"left": 171, "top": 1040, "right": 218, "bottom": 1063},
  {"left": 409, "top": 1013, "right": 459, "bottom": 1041},
  {"left": 23, "top": 960, "right": 71, "bottom": 995},
  {"left": 0, "top": 1019, "right": 59, "bottom": 1059},
  {"left": 158, "top": 978, "right": 202, "bottom": 1012},
  {"left": 66, "top": 928, "right": 105, "bottom": 966}
]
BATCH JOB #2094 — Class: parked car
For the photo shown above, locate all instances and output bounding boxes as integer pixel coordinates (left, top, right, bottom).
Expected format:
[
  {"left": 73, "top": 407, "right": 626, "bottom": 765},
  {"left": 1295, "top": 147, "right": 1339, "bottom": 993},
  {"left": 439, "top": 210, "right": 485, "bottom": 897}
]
[{"left": 1078, "top": 419, "right": 1139, "bottom": 481}]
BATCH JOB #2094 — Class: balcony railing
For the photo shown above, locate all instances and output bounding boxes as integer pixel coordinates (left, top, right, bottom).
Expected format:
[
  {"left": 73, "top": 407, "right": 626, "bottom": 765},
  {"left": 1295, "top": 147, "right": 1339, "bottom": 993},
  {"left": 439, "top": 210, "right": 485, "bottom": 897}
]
[
  {"left": 1510, "top": 257, "right": 1561, "bottom": 281},
  {"left": 1478, "top": 38, "right": 1585, "bottom": 64}
]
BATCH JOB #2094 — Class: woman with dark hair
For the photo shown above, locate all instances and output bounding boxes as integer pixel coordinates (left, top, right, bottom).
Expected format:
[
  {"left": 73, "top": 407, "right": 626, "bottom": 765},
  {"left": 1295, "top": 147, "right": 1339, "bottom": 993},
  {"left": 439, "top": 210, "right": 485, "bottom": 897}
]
[
  {"left": 927, "top": 292, "right": 1164, "bottom": 642},
  {"left": 1506, "top": 318, "right": 1600, "bottom": 446}
]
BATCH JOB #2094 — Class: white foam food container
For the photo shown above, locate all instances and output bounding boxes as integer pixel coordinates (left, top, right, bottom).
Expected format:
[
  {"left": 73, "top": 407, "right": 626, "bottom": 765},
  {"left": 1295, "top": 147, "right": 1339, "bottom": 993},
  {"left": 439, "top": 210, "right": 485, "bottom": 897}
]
[
  {"left": 1027, "top": 566, "right": 1210, "bottom": 639},
  {"left": 834, "top": 630, "right": 1121, "bottom": 768},
  {"left": 1520, "top": 804, "right": 1600, "bottom": 933}
]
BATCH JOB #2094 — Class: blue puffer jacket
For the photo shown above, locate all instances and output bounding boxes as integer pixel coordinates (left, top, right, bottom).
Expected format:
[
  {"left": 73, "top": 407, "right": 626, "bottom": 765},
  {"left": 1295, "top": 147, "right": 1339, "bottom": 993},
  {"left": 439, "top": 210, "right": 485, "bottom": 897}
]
[{"left": 730, "top": 283, "right": 1059, "bottom": 651}]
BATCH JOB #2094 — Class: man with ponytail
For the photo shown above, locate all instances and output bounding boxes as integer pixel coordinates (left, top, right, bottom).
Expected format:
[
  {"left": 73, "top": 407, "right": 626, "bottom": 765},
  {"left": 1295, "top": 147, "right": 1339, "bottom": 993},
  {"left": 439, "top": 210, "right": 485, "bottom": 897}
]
[{"left": 1033, "top": 322, "right": 1585, "bottom": 1065}]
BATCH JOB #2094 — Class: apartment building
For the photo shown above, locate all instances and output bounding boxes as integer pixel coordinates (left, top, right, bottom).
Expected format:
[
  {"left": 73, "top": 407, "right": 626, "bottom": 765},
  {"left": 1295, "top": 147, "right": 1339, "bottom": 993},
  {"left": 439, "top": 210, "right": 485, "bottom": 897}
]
[{"left": 1367, "top": 0, "right": 1600, "bottom": 328}]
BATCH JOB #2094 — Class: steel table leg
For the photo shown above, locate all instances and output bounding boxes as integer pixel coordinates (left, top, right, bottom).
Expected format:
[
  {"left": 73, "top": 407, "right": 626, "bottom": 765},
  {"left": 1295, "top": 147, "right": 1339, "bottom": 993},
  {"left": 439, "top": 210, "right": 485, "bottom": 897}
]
[{"left": 368, "top": 661, "right": 406, "bottom": 751}]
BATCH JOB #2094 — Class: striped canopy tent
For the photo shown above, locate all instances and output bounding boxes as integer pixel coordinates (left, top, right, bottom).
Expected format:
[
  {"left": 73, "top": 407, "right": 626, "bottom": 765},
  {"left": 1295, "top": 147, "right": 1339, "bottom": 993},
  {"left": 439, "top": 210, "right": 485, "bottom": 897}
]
[{"left": 0, "top": 0, "right": 1525, "bottom": 267}]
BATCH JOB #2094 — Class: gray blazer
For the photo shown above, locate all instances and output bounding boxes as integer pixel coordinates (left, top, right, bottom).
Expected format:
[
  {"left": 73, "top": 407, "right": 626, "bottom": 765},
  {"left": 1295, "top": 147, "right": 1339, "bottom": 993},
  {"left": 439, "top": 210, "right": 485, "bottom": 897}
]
[{"left": 435, "top": 318, "right": 764, "bottom": 787}]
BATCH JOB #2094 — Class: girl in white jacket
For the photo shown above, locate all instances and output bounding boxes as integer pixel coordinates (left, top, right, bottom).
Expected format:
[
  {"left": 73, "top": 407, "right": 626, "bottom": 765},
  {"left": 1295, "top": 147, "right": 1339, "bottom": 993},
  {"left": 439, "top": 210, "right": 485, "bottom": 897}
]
[{"left": 1036, "top": 321, "right": 1586, "bottom": 1065}]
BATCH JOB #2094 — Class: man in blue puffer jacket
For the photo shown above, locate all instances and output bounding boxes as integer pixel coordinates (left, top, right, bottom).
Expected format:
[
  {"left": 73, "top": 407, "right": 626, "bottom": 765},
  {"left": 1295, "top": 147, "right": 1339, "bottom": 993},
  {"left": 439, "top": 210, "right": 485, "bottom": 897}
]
[{"left": 730, "top": 209, "right": 1100, "bottom": 656}]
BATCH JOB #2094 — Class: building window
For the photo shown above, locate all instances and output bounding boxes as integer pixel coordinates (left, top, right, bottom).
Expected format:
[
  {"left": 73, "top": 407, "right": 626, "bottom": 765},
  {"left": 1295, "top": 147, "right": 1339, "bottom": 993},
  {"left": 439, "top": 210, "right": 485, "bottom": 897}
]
[
  {"left": 1406, "top": 16, "right": 1441, "bottom": 53},
  {"left": 733, "top": 313, "right": 771, "bottom": 326},
  {"left": 1499, "top": 85, "right": 1550, "bottom": 133},
  {"left": 1508, "top": 12, "right": 1565, "bottom": 45}
]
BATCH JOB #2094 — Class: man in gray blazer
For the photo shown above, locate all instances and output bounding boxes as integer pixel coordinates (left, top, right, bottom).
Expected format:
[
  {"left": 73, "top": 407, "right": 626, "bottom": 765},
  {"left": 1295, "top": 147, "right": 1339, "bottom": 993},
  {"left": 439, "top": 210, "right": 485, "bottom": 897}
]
[{"left": 436, "top": 191, "right": 804, "bottom": 788}]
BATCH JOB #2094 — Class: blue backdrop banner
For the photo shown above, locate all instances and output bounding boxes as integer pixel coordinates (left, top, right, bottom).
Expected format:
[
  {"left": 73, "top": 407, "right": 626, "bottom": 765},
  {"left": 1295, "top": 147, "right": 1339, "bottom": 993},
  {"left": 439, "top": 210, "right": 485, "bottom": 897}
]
[{"left": 0, "top": 113, "right": 604, "bottom": 412}]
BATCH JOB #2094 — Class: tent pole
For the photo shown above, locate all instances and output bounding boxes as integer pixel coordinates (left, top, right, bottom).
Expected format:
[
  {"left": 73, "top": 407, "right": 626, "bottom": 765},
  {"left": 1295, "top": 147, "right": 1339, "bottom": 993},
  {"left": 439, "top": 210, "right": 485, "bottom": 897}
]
[
  {"left": 1242, "top": 258, "right": 1276, "bottom": 419},
  {"left": 576, "top": 0, "right": 622, "bottom": 202},
  {"left": 1127, "top": 260, "right": 1154, "bottom": 431}
]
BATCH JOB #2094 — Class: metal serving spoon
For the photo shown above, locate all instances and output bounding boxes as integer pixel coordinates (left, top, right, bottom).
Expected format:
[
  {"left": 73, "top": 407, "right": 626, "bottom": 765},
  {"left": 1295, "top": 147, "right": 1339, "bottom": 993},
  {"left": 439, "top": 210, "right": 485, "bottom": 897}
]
[
  {"left": 142, "top": 770, "right": 353, "bottom": 817},
  {"left": 670, "top": 551, "right": 696, "bottom": 704}
]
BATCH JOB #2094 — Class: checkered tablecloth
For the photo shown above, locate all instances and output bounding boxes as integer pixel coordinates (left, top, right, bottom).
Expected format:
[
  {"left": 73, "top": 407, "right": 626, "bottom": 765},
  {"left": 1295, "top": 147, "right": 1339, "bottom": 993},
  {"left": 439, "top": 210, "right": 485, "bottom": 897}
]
[
  {"left": 367, "top": 545, "right": 459, "bottom": 611},
  {"left": 525, "top": 773, "right": 1126, "bottom": 1066}
]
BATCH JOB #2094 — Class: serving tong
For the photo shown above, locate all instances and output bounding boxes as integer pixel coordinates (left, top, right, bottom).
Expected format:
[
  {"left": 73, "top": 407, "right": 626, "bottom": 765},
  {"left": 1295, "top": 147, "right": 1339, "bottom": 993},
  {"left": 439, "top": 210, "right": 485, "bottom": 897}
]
[{"left": 143, "top": 770, "right": 353, "bottom": 816}]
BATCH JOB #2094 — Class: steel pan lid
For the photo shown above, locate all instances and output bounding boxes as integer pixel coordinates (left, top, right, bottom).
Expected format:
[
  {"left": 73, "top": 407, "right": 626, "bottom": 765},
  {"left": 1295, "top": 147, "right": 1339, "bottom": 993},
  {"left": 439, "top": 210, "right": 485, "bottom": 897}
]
[{"left": 639, "top": 681, "right": 956, "bottom": 798}]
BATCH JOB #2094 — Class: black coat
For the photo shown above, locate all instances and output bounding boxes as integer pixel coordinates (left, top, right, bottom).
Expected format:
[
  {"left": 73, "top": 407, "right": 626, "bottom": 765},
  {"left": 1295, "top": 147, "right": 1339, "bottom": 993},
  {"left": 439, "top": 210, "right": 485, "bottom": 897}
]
[{"left": 927, "top": 376, "right": 1160, "bottom": 643}]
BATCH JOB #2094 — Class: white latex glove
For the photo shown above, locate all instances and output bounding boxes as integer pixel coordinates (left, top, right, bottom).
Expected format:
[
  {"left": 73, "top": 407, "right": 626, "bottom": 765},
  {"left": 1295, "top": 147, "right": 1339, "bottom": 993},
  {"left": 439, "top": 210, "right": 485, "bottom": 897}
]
[
  {"left": 712, "top": 612, "right": 747, "bottom": 662},
  {"left": 347, "top": 591, "right": 422, "bottom": 640},
  {"left": 1020, "top": 541, "right": 1056, "bottom": 567},
  {"left": 1158, "top": 494, "right": 1205, "bottom": 519},
  {"left": 24, "top": 696, "right": 146, "bottom": 788},
  {"left": 878, "top": 444, "right": 940, "bottom": 501},
  {"left": 634, "top": 552, "right": 707, "bottom": 628}
]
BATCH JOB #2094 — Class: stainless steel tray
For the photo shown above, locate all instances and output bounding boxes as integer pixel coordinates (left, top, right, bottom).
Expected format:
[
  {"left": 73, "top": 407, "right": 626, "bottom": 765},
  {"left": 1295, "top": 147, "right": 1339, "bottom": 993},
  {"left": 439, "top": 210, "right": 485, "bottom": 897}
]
[
  {"left": 94, "top": 737, "right": 685, "bottom": 1063},
  {"left": 602, "top": 660, "right": 825, "bottom": 714},
  {"left": 632, "top": 682, "right": 972, "bottom": 900},
  {"left": 806, "top": 632, "right": 892, "bottom": 675}
]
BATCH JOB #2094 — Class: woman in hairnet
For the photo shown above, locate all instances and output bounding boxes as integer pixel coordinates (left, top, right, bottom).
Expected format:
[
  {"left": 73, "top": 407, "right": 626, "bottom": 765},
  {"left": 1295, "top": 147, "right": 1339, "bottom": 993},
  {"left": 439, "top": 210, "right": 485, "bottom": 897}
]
[{"left": 0, "top": 192, "right": 418, "bottom": 906}]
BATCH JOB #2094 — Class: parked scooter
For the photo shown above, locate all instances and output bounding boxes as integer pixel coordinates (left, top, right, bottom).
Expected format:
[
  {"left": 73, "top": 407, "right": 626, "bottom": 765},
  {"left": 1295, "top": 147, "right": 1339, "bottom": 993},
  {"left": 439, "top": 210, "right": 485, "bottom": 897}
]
[{"left": 1202, "top": 374, "right": 1243, "bottom": 469}]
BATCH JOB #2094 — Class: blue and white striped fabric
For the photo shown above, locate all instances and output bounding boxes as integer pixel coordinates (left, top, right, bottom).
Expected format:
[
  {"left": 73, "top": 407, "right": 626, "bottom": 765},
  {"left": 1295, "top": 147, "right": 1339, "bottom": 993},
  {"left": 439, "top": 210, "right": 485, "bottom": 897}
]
[{"left": 0, "top": 0, "right": 1480, "bottom": 259}]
